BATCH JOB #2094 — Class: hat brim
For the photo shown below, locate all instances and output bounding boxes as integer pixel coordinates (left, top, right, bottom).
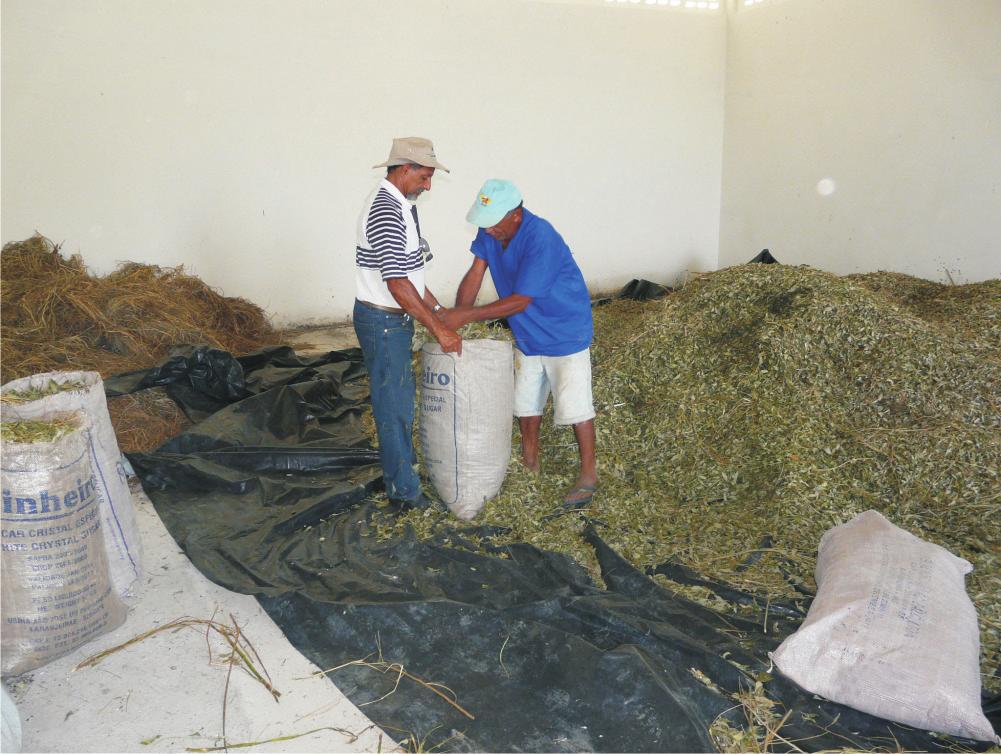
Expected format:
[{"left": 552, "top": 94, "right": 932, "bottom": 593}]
[{"left": 372, "top": 158, "right": 450, "bottom": 173}]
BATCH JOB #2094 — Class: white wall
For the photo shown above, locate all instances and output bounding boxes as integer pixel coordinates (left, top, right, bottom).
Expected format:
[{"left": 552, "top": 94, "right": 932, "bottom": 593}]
[
  {"left": 2, "top": 0, "right": 726, "bottom": 325},
  {"left": 719, "top": 0, "right": 1001, "bottom": 282}
]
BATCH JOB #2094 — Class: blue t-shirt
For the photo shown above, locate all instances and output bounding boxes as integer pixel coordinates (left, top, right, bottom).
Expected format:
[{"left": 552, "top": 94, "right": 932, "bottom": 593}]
[{"left": 470, "top": 208, "right": 593, "bottom": 356}]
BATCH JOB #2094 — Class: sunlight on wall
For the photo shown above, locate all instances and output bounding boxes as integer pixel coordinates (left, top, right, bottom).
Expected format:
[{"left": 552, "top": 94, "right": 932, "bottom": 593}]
[{"left": 603, "top": 0, "right": 720, "bottom": 8}]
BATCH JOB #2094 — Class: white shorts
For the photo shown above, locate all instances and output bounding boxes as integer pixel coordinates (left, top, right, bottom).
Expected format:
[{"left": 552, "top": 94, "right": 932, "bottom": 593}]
[{"left": 514, "top": 347, "right": 595, "bottom": 426}]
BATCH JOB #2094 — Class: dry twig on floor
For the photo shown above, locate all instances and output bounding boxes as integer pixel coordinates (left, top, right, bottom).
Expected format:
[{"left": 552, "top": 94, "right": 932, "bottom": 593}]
[
  {"left": 184, "top": 724, "right": 373, "bottom": 752},
  {"left": 310, "top": 643, "right": 475, "bottom": 722},
  {"left": 76, "top": 614, "right": 280, "bottom": 701}
]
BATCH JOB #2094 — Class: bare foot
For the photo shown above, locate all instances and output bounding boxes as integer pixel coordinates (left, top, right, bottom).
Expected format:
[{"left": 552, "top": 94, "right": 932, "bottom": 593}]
[{"left": 522, "top": 455, "right": 541, "bottom": 474}]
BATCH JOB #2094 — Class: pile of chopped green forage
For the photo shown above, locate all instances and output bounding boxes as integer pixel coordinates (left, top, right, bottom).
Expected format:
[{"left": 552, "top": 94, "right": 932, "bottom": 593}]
[
  {"left": 0, "top": 378, "right": 88, "bottom": 404},
  {"left": 0, "top": 414, "right": 80, "bottom": 443},
  {"left": 377, "top": 264, "right": 1001, "bottom": 694}
]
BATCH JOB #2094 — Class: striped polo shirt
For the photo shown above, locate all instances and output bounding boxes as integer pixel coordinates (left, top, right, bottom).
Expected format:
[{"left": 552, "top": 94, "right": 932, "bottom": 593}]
[{"left": 355, "top": 179, "right": 425, "bottom": 308}]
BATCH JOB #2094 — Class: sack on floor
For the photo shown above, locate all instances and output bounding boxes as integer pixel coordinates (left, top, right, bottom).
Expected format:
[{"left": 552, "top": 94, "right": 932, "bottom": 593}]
[
  {"left": 1, "top": 414, "right": 128, "bottom": 676},
  {"left": 419, "top": 340, "right": 514, "bottom": 520},
  {"left": 1, "top": 371, "right": 142, "bottom": 599},
  {"left": 771, "top": 509, "right": 998, "bottom": 743}
]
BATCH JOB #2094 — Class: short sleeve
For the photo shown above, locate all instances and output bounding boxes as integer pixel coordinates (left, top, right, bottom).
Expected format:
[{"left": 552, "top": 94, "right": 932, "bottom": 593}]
[
  {"left": 366, "top": 190, "right": 408, "bottom": 279},
  {"left": 470, "top": 228, "right": 491, "bottom": 260},
  {"left": 513, "top": 224, "right": 565, "bottom": 297}
]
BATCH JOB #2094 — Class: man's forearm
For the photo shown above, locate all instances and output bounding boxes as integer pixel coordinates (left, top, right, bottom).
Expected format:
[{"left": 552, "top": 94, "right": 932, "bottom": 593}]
[
  {"left": 388, "top": 279, "right": 449, "bottom": 338},
  {"left": 447, "top": 294, "right": 532, "bottom": 329},
  {"left": 455, "top": 270, "right": 482, "bottom": 307}
]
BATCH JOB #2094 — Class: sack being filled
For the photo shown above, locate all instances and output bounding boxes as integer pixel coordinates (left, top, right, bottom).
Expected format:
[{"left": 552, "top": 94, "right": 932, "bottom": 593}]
[{"left": 419, "top": 339, "right": 514, "bottom": 520}]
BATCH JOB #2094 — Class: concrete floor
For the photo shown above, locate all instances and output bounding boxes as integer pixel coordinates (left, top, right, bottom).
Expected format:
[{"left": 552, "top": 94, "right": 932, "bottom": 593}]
[
  {"left": 285, "top": 322, "right": 359, "bottom": 354},
  {"left": 4, "top": 324, "right": 396, "bottom": 754}
]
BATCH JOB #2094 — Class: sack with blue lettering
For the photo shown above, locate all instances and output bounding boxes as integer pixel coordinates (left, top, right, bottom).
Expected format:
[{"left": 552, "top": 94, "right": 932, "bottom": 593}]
[
  {"left": 771, "top": 510, "right": 998, "bottom": 743},
  {"left": 419, "top": 340, "right": 514, "bottom": 520},
  {"left": 1, "top": 371, "right": 142, "bottom": 599},
  {"left": 1, "top": 414, "right": 127, "bottom": 676}
]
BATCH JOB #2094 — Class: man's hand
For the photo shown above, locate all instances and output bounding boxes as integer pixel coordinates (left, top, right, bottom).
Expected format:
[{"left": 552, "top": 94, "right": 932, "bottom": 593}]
[
  {"left": 388, "top": 278, "right": 462, "bottom": 355},
  {"left": 436, "top": 327, "right": 462, "bottom": 355},
  {"left": 441, "top": 295, "right": 532, "bottom": 332},
  {"left": 439, "top": 308, "right": 469, "bottom": 333}
]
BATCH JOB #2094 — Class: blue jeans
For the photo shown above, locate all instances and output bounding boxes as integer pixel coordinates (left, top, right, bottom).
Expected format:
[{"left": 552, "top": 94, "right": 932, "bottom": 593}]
[{"left": 353, "top": 300, "right": 420, "bottom": 502}]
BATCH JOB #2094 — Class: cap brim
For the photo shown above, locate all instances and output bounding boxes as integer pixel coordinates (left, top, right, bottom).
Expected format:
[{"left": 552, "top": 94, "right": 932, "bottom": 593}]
[{"left": 466, "top": 202, "right": 507, "bottom": 228}]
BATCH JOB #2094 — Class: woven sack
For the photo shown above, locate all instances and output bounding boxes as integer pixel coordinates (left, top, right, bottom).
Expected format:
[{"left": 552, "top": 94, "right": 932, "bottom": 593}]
[
  {"left": 771, "top": 510, "right": 997, "bottom": 743},
  {"left": 2, "top": 416, "right": 127, "bottom": 675},
  {"left": 419, "top": 339, "right": 513, "bottom": 519},
  {"left": 1, "top": 371, "right": 142, "bottom": 599}
]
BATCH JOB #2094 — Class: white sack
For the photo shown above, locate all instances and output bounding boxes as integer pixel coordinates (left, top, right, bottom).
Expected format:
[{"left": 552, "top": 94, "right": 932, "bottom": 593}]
[
  {"left": 771, "top": 509, "right": 998, "bottom": 743},
  {"left": 1, "top": 371, "right": 142, "bottom": 599},
  {"left": 2, "top": 419, "right": 127, "bottom": 676},
  {"left": 419, "top": 339, "right": 514, "bottom": 520}
]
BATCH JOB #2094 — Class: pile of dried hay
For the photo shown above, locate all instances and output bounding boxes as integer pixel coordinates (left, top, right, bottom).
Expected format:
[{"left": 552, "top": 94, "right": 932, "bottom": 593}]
[
  {"left": 1, "top": 234, "right": 279, "bottom": 451},
  {"left": 103, "top": 391, "right": 197, "bottom": 454},
  {"left": 381, "top": 264, "right": 1001, "bottom": 697},
  {"left": 1, "top": 234, "right": 275, "bottom": 380}
]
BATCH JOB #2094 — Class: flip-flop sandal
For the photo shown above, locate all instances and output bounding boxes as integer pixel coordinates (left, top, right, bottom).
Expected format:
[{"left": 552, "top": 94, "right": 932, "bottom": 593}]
[
  {"left": 541, "top": 485, "right": 598, "bottom": 523},
  {"left": 563, "top": 484, "right": 597, "bottom": 506}
]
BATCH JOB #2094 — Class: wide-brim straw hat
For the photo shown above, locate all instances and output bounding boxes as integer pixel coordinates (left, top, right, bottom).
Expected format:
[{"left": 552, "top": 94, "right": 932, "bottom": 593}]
[{"left": 373, "top": 136, "right": 449, "bottom": 172}]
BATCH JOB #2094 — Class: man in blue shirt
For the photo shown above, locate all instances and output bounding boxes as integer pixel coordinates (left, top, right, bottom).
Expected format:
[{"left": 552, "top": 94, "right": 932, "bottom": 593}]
[{"left": 440, "top": 180, "right": 597, "bottom": 506}]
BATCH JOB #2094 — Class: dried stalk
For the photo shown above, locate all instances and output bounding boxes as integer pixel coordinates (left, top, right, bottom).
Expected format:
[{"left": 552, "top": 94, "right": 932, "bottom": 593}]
[
  {"left": 184, "top": 725, "right": 370, "bottom": 752},
  {"left": 313, "top": 654, "right": 475, "bottom": 721},
  {"left": 75, "top": 615, "right": 281, "bottom": 701}
]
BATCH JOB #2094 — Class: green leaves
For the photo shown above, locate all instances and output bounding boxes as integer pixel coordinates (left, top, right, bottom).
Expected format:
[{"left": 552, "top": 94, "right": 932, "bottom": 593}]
[{"left": 381, "top": 265, "right": 1001, "bottom": 700}]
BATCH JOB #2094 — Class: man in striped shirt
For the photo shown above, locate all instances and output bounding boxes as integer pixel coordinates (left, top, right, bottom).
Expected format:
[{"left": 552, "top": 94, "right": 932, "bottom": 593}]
[{"left": 353, "top": 137, "right": 461, "bottom": 510}]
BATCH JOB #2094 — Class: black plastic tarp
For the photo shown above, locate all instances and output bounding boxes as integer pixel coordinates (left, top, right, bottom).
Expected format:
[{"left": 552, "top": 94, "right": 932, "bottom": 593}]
[
  {"left": 748, "top": 250, "right": 779, "bottom": 264},
  {"left": 113, "top": 343, "right": 997, "bottom": 752}
]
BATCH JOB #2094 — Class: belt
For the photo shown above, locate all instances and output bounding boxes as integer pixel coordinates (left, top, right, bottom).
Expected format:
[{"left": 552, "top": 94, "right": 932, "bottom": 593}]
[{"left": 357, "top": 298, "right": 405, "bottom": 315}]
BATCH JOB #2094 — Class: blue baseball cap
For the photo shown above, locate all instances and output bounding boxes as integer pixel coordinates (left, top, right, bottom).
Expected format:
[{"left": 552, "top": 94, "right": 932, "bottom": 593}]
[{"left": 466, "top": 179, "right": 523, "bottom": 228}]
